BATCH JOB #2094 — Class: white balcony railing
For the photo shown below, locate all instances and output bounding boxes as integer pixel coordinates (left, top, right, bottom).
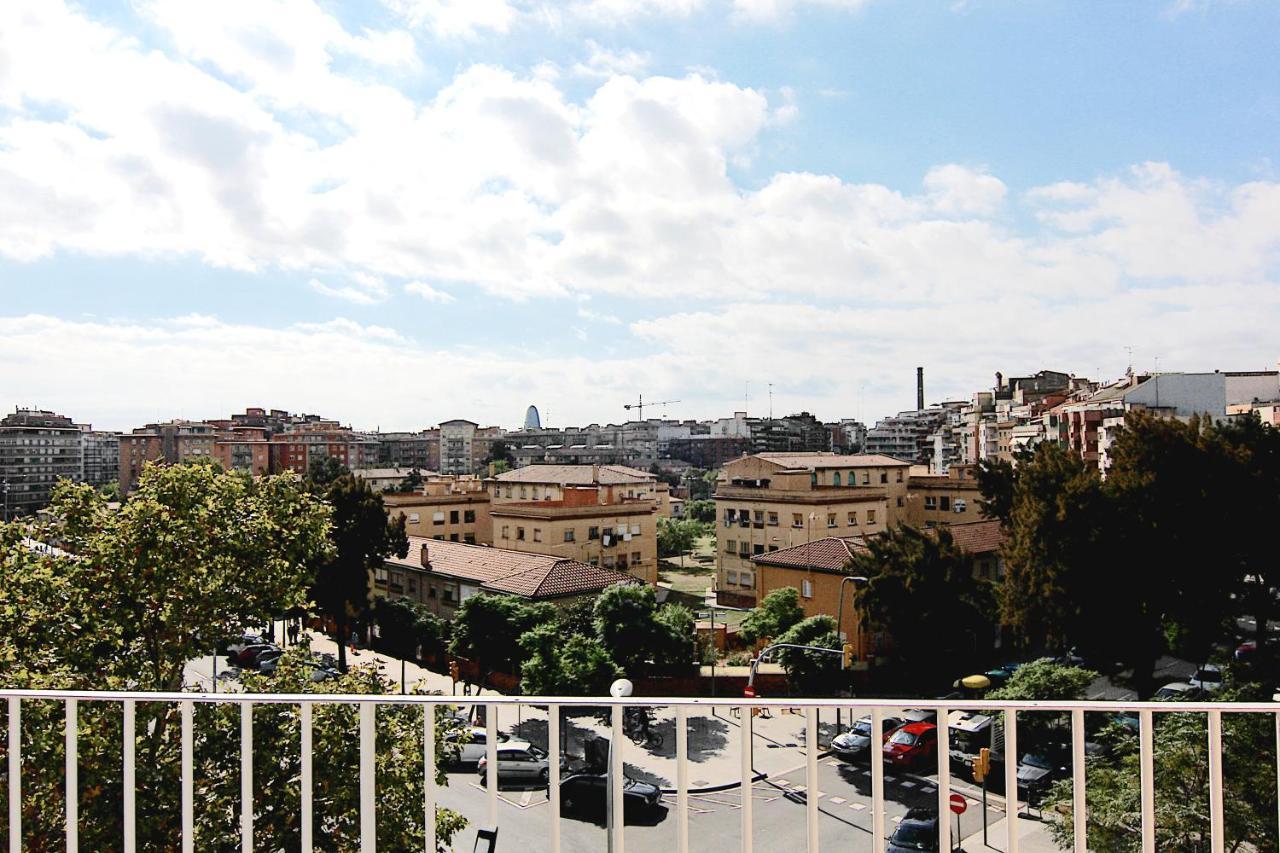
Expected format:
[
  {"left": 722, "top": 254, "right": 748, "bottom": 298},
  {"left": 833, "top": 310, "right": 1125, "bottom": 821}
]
[{"left": 2, "top": 689, "right": 1277, "bottom": 852}]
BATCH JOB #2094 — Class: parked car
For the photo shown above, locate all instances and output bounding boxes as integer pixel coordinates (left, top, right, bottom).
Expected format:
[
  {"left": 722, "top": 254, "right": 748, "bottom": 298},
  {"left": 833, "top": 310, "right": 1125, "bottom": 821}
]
[
  {"left": 900, "top": 709, "right": 936, "bottom": 725},
  {"left": 1016, "top": 752, "right": 1063, "bottom": 802},
  {"left": 1189, "top": 664, "right": 1224, "bottom": 693},
  {"left": 246, "top": 648, "right": 284, "bottom": 673},
  {"left": 831, "top": 715, "right": 905, "bottom": 762},
  {"left": 1111, "top": 710, "right": 1141, "bottom": 734},
  {"left": 478, "top": 743, "right": 550, "bottom": 787},
  {"left": 558, "top": 773, "right": 663, "bottom": 820},
  {"left": 1235, "top": 640, "right": 1263, "bottom": 661},
  {"left": 886, "top": 807, "right": 939, "bottom": 852},
  {"left": 442, "top": 727, "right": 512, "bottom": 765},
  {"left": 230, "top": 643, "right": 281, "bottom": 669},
  {"left": 222, "top": 632, "right": 268, "bottom": 656},
  {"left": 883, "top": 722, "right": 938, "bottom": 770},
  {"left": 1153, "top": 682, "right": 1197, "bottom": 701}
]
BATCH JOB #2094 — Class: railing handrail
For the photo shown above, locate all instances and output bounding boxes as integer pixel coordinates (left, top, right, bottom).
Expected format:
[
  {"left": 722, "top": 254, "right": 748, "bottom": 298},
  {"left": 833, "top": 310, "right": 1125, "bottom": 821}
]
[{"left": 0, "top": 687, "right": 1276, "bottom": 713}]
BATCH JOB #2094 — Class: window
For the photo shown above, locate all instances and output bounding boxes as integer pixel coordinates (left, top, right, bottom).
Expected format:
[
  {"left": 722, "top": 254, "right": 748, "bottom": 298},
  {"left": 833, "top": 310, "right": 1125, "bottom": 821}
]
[
  {"left": 631, "top": 551, "right": 641, "bottom": 563},
  {"left": 443, "top": 587, "right": 456, "bottom": 603},
  {"left": 588, "top": 526, "right": 600, "bottom": 540},
  {"left": 880, "top": 472, "right": 888, "bottom": 484},
  {"left": 861, "top": 472, "right": 870, "bottom": 485},
  {"left": 433, "top": 511, "right": 445, "bottom": 525},
  {"left": 753, "top": 510, "right": 764, "bottom": 528},
  {"left": 501, "top": 525, "right": 509, "bottom": 538},
  {"left": 725, "top": 509, "right": 735, "bottom": 523},
  {"left": 810, "top": 472, "right": 817, "bottom": 486},
  {"left": 450, "top": 510, "right": 460, "bottom": 524},
  {"left": 792, "top": 513, "right": 803, "bottom": 528},
  {"left": 897, "top": 496, "right": 905, "bottom": 507},
  {"left": 753, "top": 544, "right": 764, "bottom": 555},
  {"left": 954, "top": 499, "right": 967, "bottom": 512},
  {"left": 896, "top": 469, "right": 904, "bottom": 483},
  {"left": 433, "top": 535, "right": 444, "bottom": 541},
  {"left": 449, "top": 534, "right": 459, "bottom": 542},
  {"left": 428, "top": 585, "right": 437, "bottom": 598},
  {"left": 768, "top": 512, "right": 779, "bottom": 526},
  {"left": 924, "top": 496, "right": 937, "bottom": 510},
  {"left": 726, "top": 570, "right": 738, "bottom": 585},
  {"left": 802, "top": 579, "right": 813, "bottom": 599},
  {"left": 533, "top": 528, "right": 542, "bottom": 543},
  {"left": 739, "top": 571, "right": 754, "bottom": 588},
  {"left": 630, "top": 524, "right": 641, "bottom": 535},
  {"left": 939, "top": 496, "right": 951, "bottom": 512},
  {"left": 847, "top": 511, "right": 858, "bottom": 526},
  {"left": 832, "top": 472, "right": 841, "bottom": 486},
  {"left": 768, "top": 545, "right": 779, "bottom": 552},
  {"left": 464, "top": 510, "right": 476, "bottom": 523},
  {"left": 407, "top": 512, "right": 420, "bottom": 524},
  {"left": 726, "top": 539, "right": 736, "bottom": 554},
  {"left": 520, "top": 487, "right": 528, "bottom": 499},
  {"left": 564, "top": 528, "right": 576, "bottom": 543},
  {"left": 827, "top": 512, "right": 837, "bottom": 528},
  {"left": 867, "top": 509, "right": 877, "bottom": 524},
  {"left": 516, "top": 527, "right": 525, "bottom": 541},
  {"left": 464, "top": 533, "right": 475, "bottom": 544},
  {"left": 603, "top": 556, "right": 616, "bottom": 568},
  {"left": 738, "top": 542, "right": 749, "bottom": 556},
  {"left": 374, "top": 567, "right": 388, "bottom": 583}
]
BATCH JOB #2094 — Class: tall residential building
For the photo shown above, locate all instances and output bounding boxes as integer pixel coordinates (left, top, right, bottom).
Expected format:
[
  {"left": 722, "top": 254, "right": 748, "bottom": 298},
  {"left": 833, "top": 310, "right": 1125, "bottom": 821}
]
[
  {"left": 119, "top": 420, "right": 219, "bottom": 493},
  {"left": 713, "top": 452, "right": 910, "bottom": 607},
  {"left": 267, "top": 421, "right": 381, "bottom": 475},
  {"left": 378, "top": 431, "right": 437, "bottom": 471},
  {"left": 78, "top": 426, "right": 120, "bottom": 488},
  {"left": 865, "top": 406, "right": 960, "bottom": 466},
  {"left": 488, "top": 464, "right": 662, "bottom": 585},
  {"left": 1, "top": 409, "right": 84, "bottom": 518},
  {"left": 437, "top": 419, "right": 504, "bottom": 475}
]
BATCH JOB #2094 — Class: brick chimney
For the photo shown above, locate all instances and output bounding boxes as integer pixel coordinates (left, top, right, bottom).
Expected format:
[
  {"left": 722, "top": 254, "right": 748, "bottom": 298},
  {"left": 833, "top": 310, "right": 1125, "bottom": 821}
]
[
  {"left": 591, "top": 463, "right": 600, "bottom": 483},
  {"left": 419, "top": 544, "right": 430, "bottom": 568}
]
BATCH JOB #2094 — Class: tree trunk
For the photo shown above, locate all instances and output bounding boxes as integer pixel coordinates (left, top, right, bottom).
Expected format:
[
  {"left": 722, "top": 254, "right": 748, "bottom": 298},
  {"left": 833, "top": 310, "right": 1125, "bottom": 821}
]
[{"left": 336, "top": 611, "right": 349, "bottom": 673}]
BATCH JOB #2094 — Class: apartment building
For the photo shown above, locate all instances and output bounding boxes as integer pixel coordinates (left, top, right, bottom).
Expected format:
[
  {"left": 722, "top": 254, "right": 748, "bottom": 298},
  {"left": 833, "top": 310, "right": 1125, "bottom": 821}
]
[
  {"left": 119, "top": 420, "right": 218, "bottom": 493},
  {"left": 268, "top": 421, "right": 380, "bottom": 475},
  {"left": 383, "top": 479, "right": 492, "bottom": 544},
  {"left": 904, "top": 465, "right": 985, "bottom": 528},
  {"left": 78, "top": 426, "right": 120, "bottom": 488},
  {"left": 712, "top": 452, "right": 910, "bottom": 607},
  {"left": 376, "top": 536, "right": 637, "bottom": 619},
  {"left": 489, "top": 464, "right": 661, "bottom": 585},
  {"left": 377, "top": 431, "right": 439, "bottom": 471},
  {"left": 0, "top": 409, "right": 84, "bottom": 517},
  {"left": 438, "top": 419, "right": 505, "bottom": 475},
  {"left": 213, "top": 430, "right": 271, "bottom": 476}
]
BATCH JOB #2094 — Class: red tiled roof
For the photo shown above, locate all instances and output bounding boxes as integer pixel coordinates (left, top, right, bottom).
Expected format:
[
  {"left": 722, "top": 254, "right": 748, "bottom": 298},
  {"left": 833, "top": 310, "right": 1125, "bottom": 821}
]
[
  {"left": 751, "top": 520, "right": 1004, "bottom": 573},
  {"left": 387, "top": 537, "right": 636, "bottom": 599}
]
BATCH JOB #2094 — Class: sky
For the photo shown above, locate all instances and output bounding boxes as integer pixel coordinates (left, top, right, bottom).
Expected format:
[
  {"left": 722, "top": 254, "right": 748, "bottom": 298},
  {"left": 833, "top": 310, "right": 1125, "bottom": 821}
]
[{"left": 1, "top": 0, "right": 1278, "bottom": 432}]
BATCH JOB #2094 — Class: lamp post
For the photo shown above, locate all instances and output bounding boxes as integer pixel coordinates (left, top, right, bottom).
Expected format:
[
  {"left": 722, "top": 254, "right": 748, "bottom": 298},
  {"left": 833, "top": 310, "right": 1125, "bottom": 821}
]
[{"left": 607, "top": 678, "right": 633, "bottom": 853}]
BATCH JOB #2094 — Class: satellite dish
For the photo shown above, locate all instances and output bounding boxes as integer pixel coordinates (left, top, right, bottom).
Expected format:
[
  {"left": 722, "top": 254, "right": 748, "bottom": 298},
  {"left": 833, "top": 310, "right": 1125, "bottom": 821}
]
[{"left": 610, "top": 678, "right": 634, "bottom": 698}]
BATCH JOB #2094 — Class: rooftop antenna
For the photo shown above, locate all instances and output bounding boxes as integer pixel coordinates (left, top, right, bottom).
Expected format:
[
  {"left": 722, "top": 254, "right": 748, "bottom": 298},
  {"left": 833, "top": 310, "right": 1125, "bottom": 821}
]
[
  {"left": 768, "top": 383, "right": 773, "bottom": 420},
  {"left": 744, "top": 382, "right": 749, "bottom": 416},
  {"left": 1124, "top": 345, "right": 1134, "bottom": 376}
]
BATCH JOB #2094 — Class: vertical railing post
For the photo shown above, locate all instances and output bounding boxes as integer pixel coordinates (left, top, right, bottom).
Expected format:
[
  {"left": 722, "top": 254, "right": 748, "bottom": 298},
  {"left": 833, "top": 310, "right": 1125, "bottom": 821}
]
[
  {"left": 181, "top": 701, "right": 193, "bottom": 853},
  {"left": 1071, "top": 708, "right": 1086, "bottom": 853},
  {"left": 485, "top": 704, "right": 498, "bottom": 829},
  {"left": 8, "top": 697, "right": 19, "bottom": 853},
  {"left": 65, "top": 699, "right": 77, "bottom": 853},
  {"left": 1004, "top": 709, "right": 1018, "bottom": 853},
  {"left": 360, "top": 702, "right": 376, "bottom": 852},
  {"left": 123, "top": 699, "right": 135, "bottom": 853},
  {"left": 804, "top": 707, "right": 819, "bottom": 853},
  {"left": 424, "top": 703, "right": 436, "bottom": 853},
  {"left": 1139, "top": 709, "right": 1155, "bottom": 853},
  {"left": 610, "top": 704, "right": 625, "bottom": 853},
  {"left": 676, "top": 706, "right": 689, "bottom": 853},
  {"left": 241, "top": 702, "right": 253, "bottom": 852},
  {"left": 870, "top": 707, "right": 885, "bottom": 848},
  {"left": 301, "top": 702, "right": 313, "bottom": 853},
  {"left": 740, "top": 703, "right": 753, "bottom": 853},
  {"left": 1208, "top": 709, "right": 1224, "bottom": 853},
  {"left": 548, "top": 705, "right": 560, "bottom": 853},
  {"left": 935, "top": 705, "right": 949, "bottom": 853}
]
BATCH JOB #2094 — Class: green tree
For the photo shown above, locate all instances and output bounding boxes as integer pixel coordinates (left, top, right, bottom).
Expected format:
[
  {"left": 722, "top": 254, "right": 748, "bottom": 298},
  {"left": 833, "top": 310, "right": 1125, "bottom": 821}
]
[
  {"left": 0, "top": 466, "right": 465, "bottom": 850},
  {"left": 773, "top": 615, "right": 842, "bottom": 696},
  {"left": 518, "top": 624, "right": 620, "bottom": 695},
  {"left": 449, "top": 593, "right": 555, "bottom": 685},
  {"left": 306, "top": 454, "right": 348, "bottom": 488},
  {"left": 987, "top": 659, "right": 1098, "bottom": 750},
  {"left": 739, "top": 586, "right": 806, "bottom": 645},
  {"left": 311, "top": 473, "right": 408, "bottom": 673},
  {"left": 486, "top": 440, "right": 515, "bottom": 466},
  {"left": 974, "top": 456, "right": 1018, "bottom": 522},
  {"left": 850, "top": 525, "right": 994, "bottom": 683},
  {"left": 593, "top": 584, "right": 695, "bottom": 676},
  {"left": 657, "top": 516, "right": 699, "bottom": 562},
  {"left": 684, "top": 499, "right": 716, "bottom": 524}
]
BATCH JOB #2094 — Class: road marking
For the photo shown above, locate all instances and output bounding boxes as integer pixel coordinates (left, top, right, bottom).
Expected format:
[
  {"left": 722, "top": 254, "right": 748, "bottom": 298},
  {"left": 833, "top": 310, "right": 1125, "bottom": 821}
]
[
  {"left": 848, "top": 803, "right": 866, "bottom": 811},
  {"left": 828, "top": 796, "right": 846, "bottom": 805},
  {"left": 519, "top": 789, "right": 534, "bottom": 808},
  {"left": 899, "top": 781, "right": 916, "bottom": 788},
  {"left": 792, "top": 785, "right": 806, "bottom": 793},
  {"left": 892, "top": 815, "right": 903, "bottom": 823}
]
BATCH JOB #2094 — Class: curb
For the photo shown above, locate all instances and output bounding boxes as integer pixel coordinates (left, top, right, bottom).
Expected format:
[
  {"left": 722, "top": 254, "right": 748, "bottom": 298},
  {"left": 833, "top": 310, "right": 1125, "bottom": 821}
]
[{"left": 657, "top": 749, "right": 834, "bottom": 795}]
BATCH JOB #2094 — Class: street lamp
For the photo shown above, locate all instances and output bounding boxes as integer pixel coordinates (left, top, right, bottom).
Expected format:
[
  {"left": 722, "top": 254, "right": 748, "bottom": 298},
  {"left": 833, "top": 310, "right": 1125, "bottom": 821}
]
[{"left": 607, "top": 678, "right": 633, "bottom": 853}]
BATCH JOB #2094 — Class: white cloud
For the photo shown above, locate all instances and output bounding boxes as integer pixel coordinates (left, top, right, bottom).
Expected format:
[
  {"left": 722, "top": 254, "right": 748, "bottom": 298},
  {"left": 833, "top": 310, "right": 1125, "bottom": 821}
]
[
  {"left": 308, "top": 277, "right": 388, "bottom": 304},
  {"left": 404, "top": 281, "right": 457, "bottom": 303},
  {"left": 571, "top": 42, "right": 651, "bottom": 78},
  {"left": 923, "top": 164, "right": 1007, "bottom": 216}
]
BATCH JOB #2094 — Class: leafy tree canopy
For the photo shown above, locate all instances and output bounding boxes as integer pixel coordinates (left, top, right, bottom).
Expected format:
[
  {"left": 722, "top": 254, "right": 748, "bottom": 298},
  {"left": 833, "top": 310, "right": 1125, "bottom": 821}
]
[
  {"left": 739, "top": 586, "right": 805, "bottom": 646},
  {"left": 774, "top": 615, "right": 842, "bottom": 696}
]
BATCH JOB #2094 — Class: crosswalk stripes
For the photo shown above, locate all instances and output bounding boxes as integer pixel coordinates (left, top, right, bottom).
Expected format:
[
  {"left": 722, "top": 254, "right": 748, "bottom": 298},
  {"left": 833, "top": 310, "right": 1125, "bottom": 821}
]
[
  {"left": 899, "top": 780, "right": 916, "bottom": 789},
  {"left": 828, "top": 796, "right": 846, "bottom": 805},
  {"left": 847, "top": 802, "right": 866, "bottom": 811}
]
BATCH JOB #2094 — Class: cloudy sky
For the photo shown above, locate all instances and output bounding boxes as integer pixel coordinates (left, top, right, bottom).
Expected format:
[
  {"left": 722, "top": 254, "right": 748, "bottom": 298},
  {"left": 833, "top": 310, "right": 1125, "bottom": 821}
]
[{"left": 1, "top": 0, "right": 1278, "bottom": 432}]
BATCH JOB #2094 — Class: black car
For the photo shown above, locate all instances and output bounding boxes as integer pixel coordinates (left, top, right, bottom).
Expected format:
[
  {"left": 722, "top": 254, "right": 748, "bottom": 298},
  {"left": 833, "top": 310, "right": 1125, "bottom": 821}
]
[
  {"left": 1016, "top": 753, "right": 1062, "bottom": 802},
  {"left": 559, "top": 774, "right": 663, "bottom": 821},
  {"left": 886, "top": 808, "right": 939, "bottom": 852}
]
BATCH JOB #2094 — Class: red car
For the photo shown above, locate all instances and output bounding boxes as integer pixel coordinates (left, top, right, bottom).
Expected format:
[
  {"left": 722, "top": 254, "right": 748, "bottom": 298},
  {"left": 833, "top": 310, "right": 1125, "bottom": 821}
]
[{"left": 882, "top": 722, "right": 938, "bottom": 769}]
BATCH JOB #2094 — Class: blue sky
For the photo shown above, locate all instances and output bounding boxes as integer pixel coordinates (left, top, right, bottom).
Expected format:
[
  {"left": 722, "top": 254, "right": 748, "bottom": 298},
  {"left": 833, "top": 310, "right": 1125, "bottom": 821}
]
[{"left": 1, "top": 0, "right": 1278, "bottom": 431}]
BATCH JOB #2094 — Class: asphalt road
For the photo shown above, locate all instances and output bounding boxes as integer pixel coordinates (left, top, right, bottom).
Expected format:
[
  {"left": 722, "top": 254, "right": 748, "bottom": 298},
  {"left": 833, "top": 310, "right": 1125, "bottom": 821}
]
[{"left": 434, "top": 754, "right": 1014, "bottom": 853}]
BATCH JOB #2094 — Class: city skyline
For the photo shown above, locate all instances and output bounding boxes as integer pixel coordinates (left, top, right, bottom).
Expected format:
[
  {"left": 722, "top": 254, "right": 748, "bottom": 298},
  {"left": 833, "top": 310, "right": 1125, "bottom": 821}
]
[{"left": 2, "top": 0, "right": 1278, "bottom": 430}]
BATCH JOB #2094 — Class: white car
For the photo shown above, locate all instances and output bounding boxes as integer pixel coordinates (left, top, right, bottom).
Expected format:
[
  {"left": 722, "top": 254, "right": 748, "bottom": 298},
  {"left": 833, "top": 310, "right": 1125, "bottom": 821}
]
[
  {"left": 442, "top": 727, "right": 512, "bottom": 764},
  {"left": 1189, "top": 664, "right": 1224, "bottom": 693},
  {"left": 1153, "top": 681, "right": 1196, "bottom": 701},
  {"left": 477, "top": 743, "right": 550, "bottom": 787}
]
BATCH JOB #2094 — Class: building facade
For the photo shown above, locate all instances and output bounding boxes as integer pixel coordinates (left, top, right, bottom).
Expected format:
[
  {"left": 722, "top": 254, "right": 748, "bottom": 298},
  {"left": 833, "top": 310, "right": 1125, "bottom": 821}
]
[
  {"left": 119, "top": 420, "right": 219, "bottom": 494},
  {"left": 78, "top": 426, "right": 120, "bottom": 488},
  {"left": 0, "top": 409, "right": 83, "bottom": 517}
]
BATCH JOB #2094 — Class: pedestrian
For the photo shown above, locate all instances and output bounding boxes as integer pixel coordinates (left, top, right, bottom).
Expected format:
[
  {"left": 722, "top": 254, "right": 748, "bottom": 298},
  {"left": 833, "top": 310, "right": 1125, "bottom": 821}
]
[
  {"left": 287, "top": 622, "right": 298, "bottom": 646},
  {"left": 350, "top": 629, "right": 359, "bottom": 656}
]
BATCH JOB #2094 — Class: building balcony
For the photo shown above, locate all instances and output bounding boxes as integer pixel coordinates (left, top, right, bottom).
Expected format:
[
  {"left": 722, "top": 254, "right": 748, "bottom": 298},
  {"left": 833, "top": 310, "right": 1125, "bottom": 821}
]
[{"left": 0, "top": 688, "right": 1269, "bottom": 852}]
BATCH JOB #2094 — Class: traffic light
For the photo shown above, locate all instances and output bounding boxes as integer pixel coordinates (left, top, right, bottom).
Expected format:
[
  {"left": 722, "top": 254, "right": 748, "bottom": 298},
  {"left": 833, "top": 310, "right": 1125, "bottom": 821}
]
[
  {"left": 449, "top": 660, "right": 460, "bottom": 682},
  {"left": 842, "top": 643, "right": 855, "bottom": 669},
  {"left": 974, "top": 747, "right": 991, "bottom": 782}
]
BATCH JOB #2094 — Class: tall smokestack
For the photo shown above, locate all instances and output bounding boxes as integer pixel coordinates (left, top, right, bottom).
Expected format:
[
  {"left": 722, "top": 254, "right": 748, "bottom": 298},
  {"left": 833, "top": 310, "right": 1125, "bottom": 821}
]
[{"left": 916, "top": 367, "right": 925, "bottom": 411}]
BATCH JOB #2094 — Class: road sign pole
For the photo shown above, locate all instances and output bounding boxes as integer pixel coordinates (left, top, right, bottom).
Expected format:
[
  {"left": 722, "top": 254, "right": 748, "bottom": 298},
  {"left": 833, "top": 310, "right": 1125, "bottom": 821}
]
[{"left": 982, "top": 775, "right": 988, "bottom": 847}]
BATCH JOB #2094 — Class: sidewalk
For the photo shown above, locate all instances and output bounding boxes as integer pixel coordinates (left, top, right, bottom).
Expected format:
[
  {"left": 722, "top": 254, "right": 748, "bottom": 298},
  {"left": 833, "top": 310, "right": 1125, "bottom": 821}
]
[{"left": 960, "top": 810, "right": 1062, "bottom": 853}]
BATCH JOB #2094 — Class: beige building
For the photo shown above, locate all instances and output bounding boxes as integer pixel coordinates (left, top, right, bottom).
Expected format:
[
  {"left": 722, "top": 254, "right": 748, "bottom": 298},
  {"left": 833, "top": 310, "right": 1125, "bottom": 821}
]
[
  {"left": 904, "top": 465, "right": 986, "bottom": 528},
  {"left": 376, "top": 536, "right": 637, "bottom": 619},
  {"left": 489, "top": 464, "right": 661, "bottom": 586},
  {"left": 713, "top": 453, "right": 911, "bottom": 607},
  {"left": 383, "top": 479, "right": 492, "bottom": 544}
]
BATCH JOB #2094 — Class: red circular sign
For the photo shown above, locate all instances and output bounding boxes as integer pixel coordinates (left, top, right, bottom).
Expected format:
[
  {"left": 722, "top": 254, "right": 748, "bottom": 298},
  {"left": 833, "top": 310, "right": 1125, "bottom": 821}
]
[
  {"left": 743, "top": 685, "right": 756, "bottom": 698},
  {"left": 949, "top": 793, "right": 968, "bottom": 815}
]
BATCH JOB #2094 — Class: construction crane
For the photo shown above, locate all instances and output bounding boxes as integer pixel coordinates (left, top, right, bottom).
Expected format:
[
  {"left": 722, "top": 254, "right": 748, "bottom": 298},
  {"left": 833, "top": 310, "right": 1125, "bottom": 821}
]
[{"left": 623, "top": 394, "right": 681, "bottom": 420}]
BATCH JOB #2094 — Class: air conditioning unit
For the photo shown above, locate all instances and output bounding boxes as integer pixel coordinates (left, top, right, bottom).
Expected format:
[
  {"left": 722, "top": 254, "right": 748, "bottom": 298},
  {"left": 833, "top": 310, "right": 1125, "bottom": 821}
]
[{"left": 954, "top": 500, "right": 967, "bottom": 513}]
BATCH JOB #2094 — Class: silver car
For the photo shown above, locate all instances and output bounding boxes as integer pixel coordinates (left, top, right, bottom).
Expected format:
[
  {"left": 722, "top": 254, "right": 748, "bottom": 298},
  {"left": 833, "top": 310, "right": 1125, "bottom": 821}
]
[{"left": 477, "top": 743, "right": 548, "bottom": 787}]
